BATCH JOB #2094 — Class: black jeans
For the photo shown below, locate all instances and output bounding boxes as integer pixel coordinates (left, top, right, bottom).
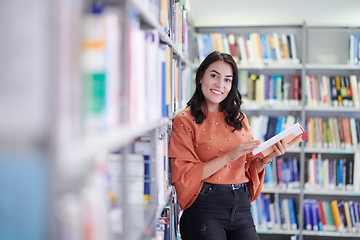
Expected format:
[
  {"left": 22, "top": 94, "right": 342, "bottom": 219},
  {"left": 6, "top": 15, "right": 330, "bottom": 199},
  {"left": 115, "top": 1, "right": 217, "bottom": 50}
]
[{"left": 180, "top": 182, "right": 259, "bottom": 240}]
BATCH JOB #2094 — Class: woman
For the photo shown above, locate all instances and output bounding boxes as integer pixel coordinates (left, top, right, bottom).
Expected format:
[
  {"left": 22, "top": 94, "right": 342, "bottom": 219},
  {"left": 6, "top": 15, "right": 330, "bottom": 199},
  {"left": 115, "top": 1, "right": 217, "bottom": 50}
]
[{"left": 169, "top": 51, "right": 301, "bottom": 240}]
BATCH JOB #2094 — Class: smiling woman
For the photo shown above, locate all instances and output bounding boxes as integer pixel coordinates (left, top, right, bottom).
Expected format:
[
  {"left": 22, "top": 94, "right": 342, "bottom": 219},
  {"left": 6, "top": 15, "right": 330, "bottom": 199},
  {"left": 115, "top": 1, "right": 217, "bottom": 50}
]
[{"left": 168, "top": 51, "right": 297, "bottom": 240}]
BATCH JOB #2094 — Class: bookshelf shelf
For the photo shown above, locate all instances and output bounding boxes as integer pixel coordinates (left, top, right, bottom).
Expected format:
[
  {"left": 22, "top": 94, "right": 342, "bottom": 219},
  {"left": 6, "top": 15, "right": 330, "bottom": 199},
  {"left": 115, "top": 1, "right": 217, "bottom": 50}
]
[
  {"left": 305, "top": 64, "right": 360, "bottom": 70},
  {"left": 303, "top": 148, "right": 356, "bottom": 154},
  {"left": 302, "top": 230, "right": 360, "bottom": 237},
  {"left": 257, "top": 229, "right": 300, "bottom": 235},
  {"left": 238, "top": 63, "right": 303, "bottom": 70},
  {"left": 303, "top": 190, "right": 360, "bottom": 196},
  {"left": 262, "top": 188, "right": 301, "bottom": 194},
  {"left": 305, "top": 107, "right": 360, "bottom": 112}
]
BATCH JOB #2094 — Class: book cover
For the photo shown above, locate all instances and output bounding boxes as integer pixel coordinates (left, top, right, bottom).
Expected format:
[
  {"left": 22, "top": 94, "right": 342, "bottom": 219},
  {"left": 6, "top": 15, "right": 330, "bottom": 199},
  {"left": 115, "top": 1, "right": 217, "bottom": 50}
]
[
  {"left": 353, "top": 201, "right": 360, "bottom": 231},
  {"left": 353, "top": 150, "right": 360, "bottom": 193},
  {"left": 330, "top": 76, "right": 339, "bottom": 107},
  {"left": 345, "top": 159, "right": 354, "bottom": 191},
  {"left": 303, "top": 199, "right": 312, "bottom": 230},
  {"left": 237, "top": 35, "right": 248, "bottom": 65},
  {"left": 253, "top": 122, "right": 308, "bottom": 159},
  {"left": 349, "top": 75, "right": 360, "bottom": 107},
  {"left": 338, "top": 201, "right": 347, "bottom": 231},
  {"left": 343, "top": 201, "right": 353, "bottom": 233},
  {"left": 281, "top": 198, "right": 291, "bottom": 230},
  {"left": 288, "top": 198, "right": 297, "bottom": 230},
  {"left": 331, "top": 200, "right": 344, "bottom": 232},
  {"left": 348, "top": 201, "right": 357, "bottom": 233},
  {"left": 227, "top": 33, "right": 239, "bottom": 63},
  {"left": 318, "top": 200, "right": 327, "bottom": 231},
  {"left": 263, "top": 194, "right": 272, "bottom": 229},
  {"left": 323, "top": 200, "right": 336, "bottom": 232},
  {"left": 310, "top": 199, "right": 320, "bottom": 231}
]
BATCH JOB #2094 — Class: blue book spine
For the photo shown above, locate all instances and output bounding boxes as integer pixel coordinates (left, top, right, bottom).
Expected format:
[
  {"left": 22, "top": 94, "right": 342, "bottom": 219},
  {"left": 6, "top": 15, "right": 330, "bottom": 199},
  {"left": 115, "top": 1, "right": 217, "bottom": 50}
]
[
  {"left": 338, "top": 201, "right": 347, "bottom": 230},
  {"left": 144, "top": 155, "right": 151, "bottom": 202},
  {"left": 354, "top": 201, "right": 360, "bottom": 230},
  {"left": 288, "top": 198, "right": 298, "bottom": 230},
  {"left": 337, "top": 159, "right": 344, "bottom": 190},
  {"left": 265, "top": 163, "right": 273, "bottom": 185},
  {"left": 348, "top": 201, "right": 357, "bottom": 233},
  {"left": 303, "top": 199, "right": 312, "bottom": 230},
  {"left": 293, "top": 157, "right": 299, "bottom": 184},
  {"left": 353, "top": 34, "right": 359, "bottom": 65},
  {"left": 260, "top": 34, "right": 269, "bottom": 63},
  {"left": 263, "top": 195, "right": 272, "bottom": 229},
  {"left": 161, "top": 49, "right": 167, "bottom": 117},
  {"left": 310, "top": 200, "right": 318, "bottom": 231}
]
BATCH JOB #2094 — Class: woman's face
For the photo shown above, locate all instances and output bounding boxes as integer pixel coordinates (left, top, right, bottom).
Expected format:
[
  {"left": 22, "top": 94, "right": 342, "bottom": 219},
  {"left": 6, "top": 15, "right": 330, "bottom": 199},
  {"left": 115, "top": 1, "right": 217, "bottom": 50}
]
[{"left": 200, "top": 60, "right": 233, "bottom": 112}]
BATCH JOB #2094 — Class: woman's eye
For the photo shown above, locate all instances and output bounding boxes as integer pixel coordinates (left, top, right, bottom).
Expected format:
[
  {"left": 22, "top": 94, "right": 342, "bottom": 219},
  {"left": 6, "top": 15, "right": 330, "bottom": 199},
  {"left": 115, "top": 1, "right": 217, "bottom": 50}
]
[
  {"left": 211, "top": 74, "right": 218, "bottom": 78},
  {"left": 225, "top": 78, "right": 232, "bottom": 82}
]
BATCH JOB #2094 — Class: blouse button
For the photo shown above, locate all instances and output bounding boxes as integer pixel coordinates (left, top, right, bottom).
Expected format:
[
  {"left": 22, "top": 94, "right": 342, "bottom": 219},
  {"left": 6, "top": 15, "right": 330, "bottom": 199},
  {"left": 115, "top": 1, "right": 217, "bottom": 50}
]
[
  {"left": 218, "top": 177, "right": 221, "bottom": 180},
  {"left": 206, "top": 147, "right": 210, "bottom": 150},
  {"left": 242, "top": 133, "right": 245, "bottom": 136},
  {"left": 226, "top": 126, "right": 229, "bottom": 128},
  {"left": 215, "top": 122, "right": 219, "bottom": 125},
  {"left": 181, "top": 124, "right": 184, "bottom": 126},
  {"left": 193, "top": 120, "right": 196, "bottom": 122},
  {"left": 182, "top": 112, "right": 185, "bottom": 115},
  {"left": 221, "top": 117, "right": 224, "bottom": 119},
  {"left": 202, "top": 129, "right": 205, "bottom": 131},
  {"left": 208, "top": 120, "right": 211, "bottom": 123},
  {"left": 245, "top": 161, "right": 248, "bottom": 163},
  {"left": 234, "top": 177, "right": 237, "bottom": 179},
  {"left": 210, "top": 137, "right": 212, "bottom": 140},
  {"left": 195, "top": 145, "right": 199, "bottom": 147},
  {"left": 228, "top": 138, "right": 231, "bottom": 140},
  {"left": 219, "top": 149, "right": 223, "bottom": 151},
  {"left": 189, "top": 129, "right": 192, "bottom": 132},
  {"left": 229, "top": 165, "right": 232, "bottom": 168}
]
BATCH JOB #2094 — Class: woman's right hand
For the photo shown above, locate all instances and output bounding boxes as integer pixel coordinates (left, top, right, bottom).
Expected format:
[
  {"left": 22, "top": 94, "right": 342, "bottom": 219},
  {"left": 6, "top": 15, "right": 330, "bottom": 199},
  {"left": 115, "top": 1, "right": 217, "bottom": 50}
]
[{"left": 229, "top": 139, "right": 261, "bottom": 162}]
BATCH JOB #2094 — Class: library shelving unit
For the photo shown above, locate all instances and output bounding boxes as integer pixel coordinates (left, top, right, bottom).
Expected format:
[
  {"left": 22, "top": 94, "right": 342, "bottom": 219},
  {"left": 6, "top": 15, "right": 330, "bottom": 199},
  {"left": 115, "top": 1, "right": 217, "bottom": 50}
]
[
  {"left": 0, "top": 0, "right": 195, "bottom": 240},
  {"left": 194, "top": 22, "right": 360, "bottom": 240}
]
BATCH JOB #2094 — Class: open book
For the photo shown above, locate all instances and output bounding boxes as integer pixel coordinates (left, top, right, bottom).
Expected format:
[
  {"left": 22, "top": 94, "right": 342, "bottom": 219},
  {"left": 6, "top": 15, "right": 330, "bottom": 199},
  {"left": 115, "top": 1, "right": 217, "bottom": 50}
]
[{"left": 252, "top": 122, "right": 308, "bottom": 158}]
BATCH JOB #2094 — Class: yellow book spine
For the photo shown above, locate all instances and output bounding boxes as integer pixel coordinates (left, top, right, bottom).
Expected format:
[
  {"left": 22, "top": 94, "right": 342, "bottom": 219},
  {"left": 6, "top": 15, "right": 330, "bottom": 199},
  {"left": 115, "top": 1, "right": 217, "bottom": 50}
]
[{"left": 330, "top": 200, "right": 344, "bottom": 232}]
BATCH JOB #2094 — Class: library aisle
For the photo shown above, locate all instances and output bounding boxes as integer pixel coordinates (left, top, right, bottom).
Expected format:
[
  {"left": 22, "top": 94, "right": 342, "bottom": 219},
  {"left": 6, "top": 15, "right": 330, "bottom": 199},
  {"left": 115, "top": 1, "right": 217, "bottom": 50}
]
[{"left": 2, "top": 1, "right": 360, "bottom": 240}]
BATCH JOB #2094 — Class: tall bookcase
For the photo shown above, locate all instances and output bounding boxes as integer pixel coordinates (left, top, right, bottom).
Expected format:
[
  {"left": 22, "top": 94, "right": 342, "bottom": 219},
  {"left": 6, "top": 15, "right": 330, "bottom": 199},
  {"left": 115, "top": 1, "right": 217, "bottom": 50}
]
[
  {"left": 194, "top": 23, "right": 360, "bottom": 240},
  {"left": 0, "top": 0, "right": 194, "bottom": 239}
]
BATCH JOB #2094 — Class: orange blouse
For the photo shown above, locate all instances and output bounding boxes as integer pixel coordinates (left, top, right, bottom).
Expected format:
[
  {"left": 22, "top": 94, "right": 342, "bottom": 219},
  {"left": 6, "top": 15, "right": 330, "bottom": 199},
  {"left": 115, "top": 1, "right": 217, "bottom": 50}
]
[{"left": 169, "top": 107, "right": 265, "bottom": 210}]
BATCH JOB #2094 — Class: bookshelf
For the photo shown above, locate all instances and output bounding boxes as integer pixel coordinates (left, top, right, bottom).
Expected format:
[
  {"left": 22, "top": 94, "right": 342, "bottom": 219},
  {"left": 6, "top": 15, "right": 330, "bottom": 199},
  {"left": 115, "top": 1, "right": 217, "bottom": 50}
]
[
  {"left": 0, "top": 0, "right": 194, "bottom": 240},
  {"left": 194, "top": 23, "right": 360, "bottom": 240}
]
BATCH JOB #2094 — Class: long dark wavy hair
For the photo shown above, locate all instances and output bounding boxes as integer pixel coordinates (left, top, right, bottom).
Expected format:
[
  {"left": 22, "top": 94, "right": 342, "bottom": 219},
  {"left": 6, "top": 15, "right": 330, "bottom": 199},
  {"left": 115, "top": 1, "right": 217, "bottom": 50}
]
[{"left": 187, "top": 51, "right": 244, "bottom": 131}]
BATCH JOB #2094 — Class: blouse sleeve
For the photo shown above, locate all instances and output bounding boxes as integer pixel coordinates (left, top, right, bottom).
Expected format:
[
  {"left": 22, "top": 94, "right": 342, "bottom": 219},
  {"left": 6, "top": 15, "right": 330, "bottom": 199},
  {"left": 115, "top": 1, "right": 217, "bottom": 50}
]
[
  {"left": 242, "top": 113, "right": 265, "bottom": 202},
  {"left": 169, "top": 115, "right": 204, "bottom": 210},
  {"left": 246, "top": 153, "right": 265, "bottom": 202}
]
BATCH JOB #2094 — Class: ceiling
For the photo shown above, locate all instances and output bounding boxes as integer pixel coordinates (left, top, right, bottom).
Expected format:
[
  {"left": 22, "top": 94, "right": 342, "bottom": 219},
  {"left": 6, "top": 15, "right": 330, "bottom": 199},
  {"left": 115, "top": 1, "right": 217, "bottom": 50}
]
[{"left": 186, "top": 0, "right": 360, "bottom": 27}]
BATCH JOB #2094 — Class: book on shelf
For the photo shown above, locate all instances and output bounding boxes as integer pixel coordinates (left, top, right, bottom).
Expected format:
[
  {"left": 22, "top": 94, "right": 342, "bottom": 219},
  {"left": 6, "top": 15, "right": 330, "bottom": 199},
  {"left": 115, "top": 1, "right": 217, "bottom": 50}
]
[
  {"left": 252, "top": 122, "right": 308, "bottom": 159},
  {"left": 194, "top": 31, "right": 300, "bottom": 66},
  {"left": 251, "top": 194, "right": 297, "bottom": 231}
]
